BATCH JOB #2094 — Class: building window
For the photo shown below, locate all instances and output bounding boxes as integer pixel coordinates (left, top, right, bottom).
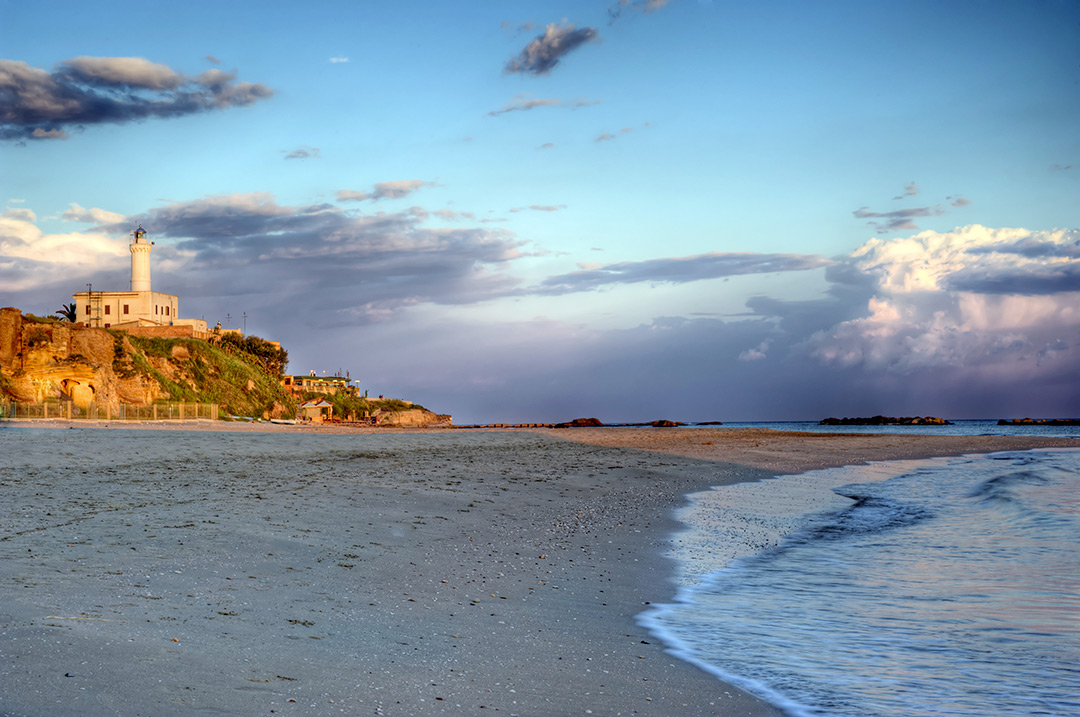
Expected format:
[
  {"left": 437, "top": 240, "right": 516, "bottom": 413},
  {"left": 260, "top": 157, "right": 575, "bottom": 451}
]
[
  {"left": 85, "top": 305, "right": 90, "bottom": 315},
  {"left": 123, "top": 304, "right": 129, "bottom": 314},
  {"left": 155, "top": 306, "right": 158, "bottom": 315},
  {"left": 166, "top": 306, "right": 170, "bottom": 316},
  {"left": 104, "top": 323, "right": 110, "bottom": 328},
  {"left": 104, "top": 305, "right": 110, "bottom": 315}
]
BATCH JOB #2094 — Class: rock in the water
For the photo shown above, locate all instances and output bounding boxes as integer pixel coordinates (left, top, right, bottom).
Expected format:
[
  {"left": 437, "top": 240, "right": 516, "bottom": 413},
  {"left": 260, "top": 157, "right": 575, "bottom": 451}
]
[
  {"left": 553, "top": 417, "right": 604, "bottom": 428},
  {"left": 998, "top": 418, "right": 1080, "bottom": 426},
  {"left": 819, "top": 415, "right": 953, "bottom": 426}
]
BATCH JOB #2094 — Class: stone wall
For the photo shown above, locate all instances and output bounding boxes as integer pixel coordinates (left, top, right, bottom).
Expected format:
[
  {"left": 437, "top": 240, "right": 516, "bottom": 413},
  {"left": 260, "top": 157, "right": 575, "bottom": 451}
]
[{"left": 122, "top": 324, "right": 208, "bottom": 340}]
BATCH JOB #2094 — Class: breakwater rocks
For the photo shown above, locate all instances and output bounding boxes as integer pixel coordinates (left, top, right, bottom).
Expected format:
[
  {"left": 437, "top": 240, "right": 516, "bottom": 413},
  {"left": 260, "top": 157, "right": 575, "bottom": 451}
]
[
  {"left": 998, "top": 418, "right": 1080, "bottom": 426},
  {"left": 820, "top": 415, "right": 953, "bottom": 426},
  {"left": 456, "top": 417, "right": 703, "bottom": 429}
]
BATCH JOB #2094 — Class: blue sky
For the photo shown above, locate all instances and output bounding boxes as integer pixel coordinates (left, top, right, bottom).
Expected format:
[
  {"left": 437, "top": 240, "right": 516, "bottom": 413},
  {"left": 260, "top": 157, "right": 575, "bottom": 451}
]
[{"left": 2, "top": 0, "right": 1078, "bottom": 422}]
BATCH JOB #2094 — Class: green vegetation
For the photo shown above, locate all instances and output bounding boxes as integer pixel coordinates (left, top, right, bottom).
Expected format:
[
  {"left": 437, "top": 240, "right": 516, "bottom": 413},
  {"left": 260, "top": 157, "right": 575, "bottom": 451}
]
[
  {"left": 25, "top": 326, "right": 51, "bottom": 348},
  {"left": 123, "top": 334, "right": 295, "bottom": 418},
  {"left": 215, "top": 334, "right": 289, "bottom": 377},
  {"left": 112, "top": 334, "right": 138, "bottom": 378},
  {"left": 22, "top": 313, "right": 61, "bottom": 325},
  {"left": 55, "top": 303, "right": 78, "bottom": 322}
]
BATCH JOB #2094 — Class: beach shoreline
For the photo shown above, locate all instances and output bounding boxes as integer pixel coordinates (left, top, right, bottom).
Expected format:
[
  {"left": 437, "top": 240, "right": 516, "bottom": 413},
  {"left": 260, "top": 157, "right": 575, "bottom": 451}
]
[{"left": 2, "top": 423, "right": 1074, "bottom": 715}]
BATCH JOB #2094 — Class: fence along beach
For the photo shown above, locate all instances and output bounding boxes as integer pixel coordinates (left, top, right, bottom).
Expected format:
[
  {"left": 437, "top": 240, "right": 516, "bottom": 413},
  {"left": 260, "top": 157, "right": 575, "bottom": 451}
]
[{"left": 1, "top": 422, "right": 1075, "bottom": 715}]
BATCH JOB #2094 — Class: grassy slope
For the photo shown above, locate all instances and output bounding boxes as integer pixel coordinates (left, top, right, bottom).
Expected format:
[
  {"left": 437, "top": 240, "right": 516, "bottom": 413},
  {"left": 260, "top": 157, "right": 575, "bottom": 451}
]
[{"left": 123, "top": 335, "right": 295, "bottom": 419}]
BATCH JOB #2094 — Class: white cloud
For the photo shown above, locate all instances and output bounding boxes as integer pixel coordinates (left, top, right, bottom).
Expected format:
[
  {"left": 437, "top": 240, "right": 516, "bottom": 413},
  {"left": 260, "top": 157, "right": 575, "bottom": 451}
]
[
  {"left": 738, "top": 339, "right": 771, "bottom": 361},
  {"left": 0, "top": 212, "right": 128, "bottom": 290},
  {"left": 3, "top": 207, "right": 36, "bottom": 221},
  {"left": 805, "top": 225, "right": 1080, "bottom": 372},
  {"left": 336, "top": 180, "right": 437, "bottom": 202},
  {"left": 61, "top": 202, "right": 126, "bottom": 224}
]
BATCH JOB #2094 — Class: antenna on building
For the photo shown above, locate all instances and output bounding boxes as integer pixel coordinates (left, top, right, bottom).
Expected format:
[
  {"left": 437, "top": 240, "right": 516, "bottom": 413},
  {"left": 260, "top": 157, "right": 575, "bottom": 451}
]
[
  {"left": 226, "top": 313, "right": 232, "bottom": 328},
  {"left": 242, "top": 312, "right": 247, "bottom": 334}
]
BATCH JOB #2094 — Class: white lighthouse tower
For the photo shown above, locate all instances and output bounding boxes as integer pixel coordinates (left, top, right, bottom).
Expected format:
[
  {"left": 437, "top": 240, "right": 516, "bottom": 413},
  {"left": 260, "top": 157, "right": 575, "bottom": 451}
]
[
  {"left": 130, "top": 225, "right": 152, "bottom": 291},
  {"left": 72, "top": 225, "right": 205, "bottom": 335}
]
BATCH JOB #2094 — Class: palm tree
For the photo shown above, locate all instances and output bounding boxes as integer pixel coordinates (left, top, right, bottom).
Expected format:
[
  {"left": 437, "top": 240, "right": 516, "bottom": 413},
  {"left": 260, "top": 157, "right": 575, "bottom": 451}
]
[{"left": 55, "top": 303, "right": 77, "bottom": 322}]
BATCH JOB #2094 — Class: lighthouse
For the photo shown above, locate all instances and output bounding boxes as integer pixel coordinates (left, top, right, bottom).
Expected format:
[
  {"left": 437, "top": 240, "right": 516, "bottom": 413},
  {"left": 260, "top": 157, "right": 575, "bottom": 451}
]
[
  {"left": 130, "top": 225, "right": 152, "bottom": 291},
  {"left": 72, "top": 225, "right": 206, "bottom": 335}
]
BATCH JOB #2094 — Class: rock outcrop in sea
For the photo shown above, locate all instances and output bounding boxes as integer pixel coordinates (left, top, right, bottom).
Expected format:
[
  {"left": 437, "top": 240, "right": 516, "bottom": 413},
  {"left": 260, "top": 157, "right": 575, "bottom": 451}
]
[{"left": 820, "top": 415, "right": 953, "bottom": 426}]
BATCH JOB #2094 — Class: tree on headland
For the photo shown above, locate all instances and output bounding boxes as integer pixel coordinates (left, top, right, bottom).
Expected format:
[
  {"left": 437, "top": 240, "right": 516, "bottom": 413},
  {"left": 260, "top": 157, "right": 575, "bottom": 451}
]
[
  {"left": 55, "top": 303, "right": 77, "bottom": 322},
  {"left": 216, "top": 333, "right": 289, "bottom": 377}
]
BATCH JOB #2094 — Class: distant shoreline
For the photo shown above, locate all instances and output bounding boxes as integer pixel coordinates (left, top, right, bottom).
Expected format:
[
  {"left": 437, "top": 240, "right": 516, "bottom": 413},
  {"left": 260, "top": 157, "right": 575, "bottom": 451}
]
[{"left": 6, "top": 417, "right": 1075, "bottom": 472}]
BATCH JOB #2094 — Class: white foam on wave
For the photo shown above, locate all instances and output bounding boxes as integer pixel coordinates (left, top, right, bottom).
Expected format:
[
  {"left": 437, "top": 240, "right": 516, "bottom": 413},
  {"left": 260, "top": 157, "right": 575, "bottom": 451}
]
[
  {"left": 642, "top": 458, "right": 942, "bottom": 714},
  {"left": 665, "top": 460, "right": 922, "bottom": 588}
]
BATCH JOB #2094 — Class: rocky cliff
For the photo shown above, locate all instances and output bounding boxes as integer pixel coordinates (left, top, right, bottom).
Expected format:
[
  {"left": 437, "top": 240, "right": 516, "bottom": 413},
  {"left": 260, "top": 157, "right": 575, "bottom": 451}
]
[
  {"left": 373, "top": 407, "right": 453, "bottom": 427},
  {"left": 0, "top": 308, "right": 293, "bottom": 418}
]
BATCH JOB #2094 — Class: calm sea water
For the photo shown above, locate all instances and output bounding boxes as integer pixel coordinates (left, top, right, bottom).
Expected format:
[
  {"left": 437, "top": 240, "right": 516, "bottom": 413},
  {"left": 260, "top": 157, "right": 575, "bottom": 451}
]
[
  {"left": 716, "top": 419, "right": 1080, "bottom": 439},
  {"left": 641, "top": 447, "right": 1080, "bottom": 716}
]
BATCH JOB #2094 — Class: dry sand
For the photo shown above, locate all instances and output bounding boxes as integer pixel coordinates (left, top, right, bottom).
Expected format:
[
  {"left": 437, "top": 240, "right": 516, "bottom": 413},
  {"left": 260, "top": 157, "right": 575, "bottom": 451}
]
[{"left": 1, "top": 421, "right": 1074, "bottom": 716}]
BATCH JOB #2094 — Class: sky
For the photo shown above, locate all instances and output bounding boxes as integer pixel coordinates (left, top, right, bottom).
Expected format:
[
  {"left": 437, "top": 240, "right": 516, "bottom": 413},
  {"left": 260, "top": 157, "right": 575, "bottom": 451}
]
[{"left": 1, "top": 0, "right": 1078, "bottom": 423}]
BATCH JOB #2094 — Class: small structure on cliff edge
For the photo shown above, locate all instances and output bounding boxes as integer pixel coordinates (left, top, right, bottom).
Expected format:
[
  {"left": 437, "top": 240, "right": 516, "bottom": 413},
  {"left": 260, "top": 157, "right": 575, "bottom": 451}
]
[
  {"left": 71, "top": 226, "right": 208, "bottom": 339},
  {"left": 282, "top": 370, "right": 360, "bottom": 399}
]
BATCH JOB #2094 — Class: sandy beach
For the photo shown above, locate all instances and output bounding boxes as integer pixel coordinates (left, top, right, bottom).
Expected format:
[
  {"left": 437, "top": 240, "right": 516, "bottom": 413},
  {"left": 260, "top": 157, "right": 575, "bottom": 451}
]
[{"left": 2, "top": 422, "right": 1074, "bottom": 716}]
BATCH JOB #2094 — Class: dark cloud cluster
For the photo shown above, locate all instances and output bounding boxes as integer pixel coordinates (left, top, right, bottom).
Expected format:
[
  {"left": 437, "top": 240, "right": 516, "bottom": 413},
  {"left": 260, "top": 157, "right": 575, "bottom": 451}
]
[
  {"left": 945, "top": 259, "right": 1080, "bottom": 295},
  {"left": 504, "top": 23, "right": 599, "bottom": 75},
  {"left": 535, "top": 252, "right": 833, "bottom": 294},
  {"left": 0, "top": 56, "right": 273, "bottom": 141},
  {"left": 852, "top": 205, "right": 946, "bottom": 232},
  {"left": 91, "top": 192, "right": 522, "bottom": 326},
  {"left": 855, "top": 183, "right": 974, "bottom": 232}
]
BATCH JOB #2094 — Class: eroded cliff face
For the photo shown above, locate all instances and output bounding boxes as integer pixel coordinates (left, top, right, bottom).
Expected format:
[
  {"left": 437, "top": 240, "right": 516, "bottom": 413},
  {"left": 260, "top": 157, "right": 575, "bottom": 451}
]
[
  {"left": 0, "top": 308, "right": 165, "bottom": 410},
  {"left": 0, "top": 308, "right": 292, "bottom": 418}
]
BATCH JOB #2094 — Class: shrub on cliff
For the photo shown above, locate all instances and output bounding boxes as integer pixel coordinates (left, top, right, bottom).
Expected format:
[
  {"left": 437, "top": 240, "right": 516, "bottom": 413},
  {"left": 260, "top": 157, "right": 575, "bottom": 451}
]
[
  {"left": 125, "top": 334, "right": 294, "bottom": 418},
  {"left": 216, "top": 334, "right": 289, "bottom": 377}
]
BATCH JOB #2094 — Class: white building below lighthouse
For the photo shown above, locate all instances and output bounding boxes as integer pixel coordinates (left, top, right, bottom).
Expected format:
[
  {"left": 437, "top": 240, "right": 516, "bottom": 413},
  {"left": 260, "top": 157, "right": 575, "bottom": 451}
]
[{"left": 72, "top": 226, "right": 208, "bottom": 337}]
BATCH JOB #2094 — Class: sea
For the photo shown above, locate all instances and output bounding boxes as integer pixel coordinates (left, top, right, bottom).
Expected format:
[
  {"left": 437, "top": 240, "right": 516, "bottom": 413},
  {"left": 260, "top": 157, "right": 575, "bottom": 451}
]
[{"left": 641, "top": 421, "right": 1080, "bottom": 716}]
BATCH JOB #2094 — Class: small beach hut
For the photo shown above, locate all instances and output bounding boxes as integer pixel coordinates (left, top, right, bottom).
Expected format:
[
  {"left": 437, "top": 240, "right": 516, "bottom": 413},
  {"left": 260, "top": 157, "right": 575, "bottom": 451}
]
[{"left": 299, "top": 397, "right": 334, "bottom": 423}]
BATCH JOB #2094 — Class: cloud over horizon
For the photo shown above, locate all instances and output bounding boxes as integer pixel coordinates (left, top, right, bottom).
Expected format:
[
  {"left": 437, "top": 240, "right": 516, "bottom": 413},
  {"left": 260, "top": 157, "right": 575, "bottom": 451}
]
[
  {"left": 85, "top": 192, "right": 524, "bottom": 325},
  {"left": 0, "top": 56, "right": 273, "bottom": 141},
  {"left": 534, "top": 251, "right": 834, "bottom": 294},
  {"left": 3, "top": 201, "right": 1076, "bottom": 421}
]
